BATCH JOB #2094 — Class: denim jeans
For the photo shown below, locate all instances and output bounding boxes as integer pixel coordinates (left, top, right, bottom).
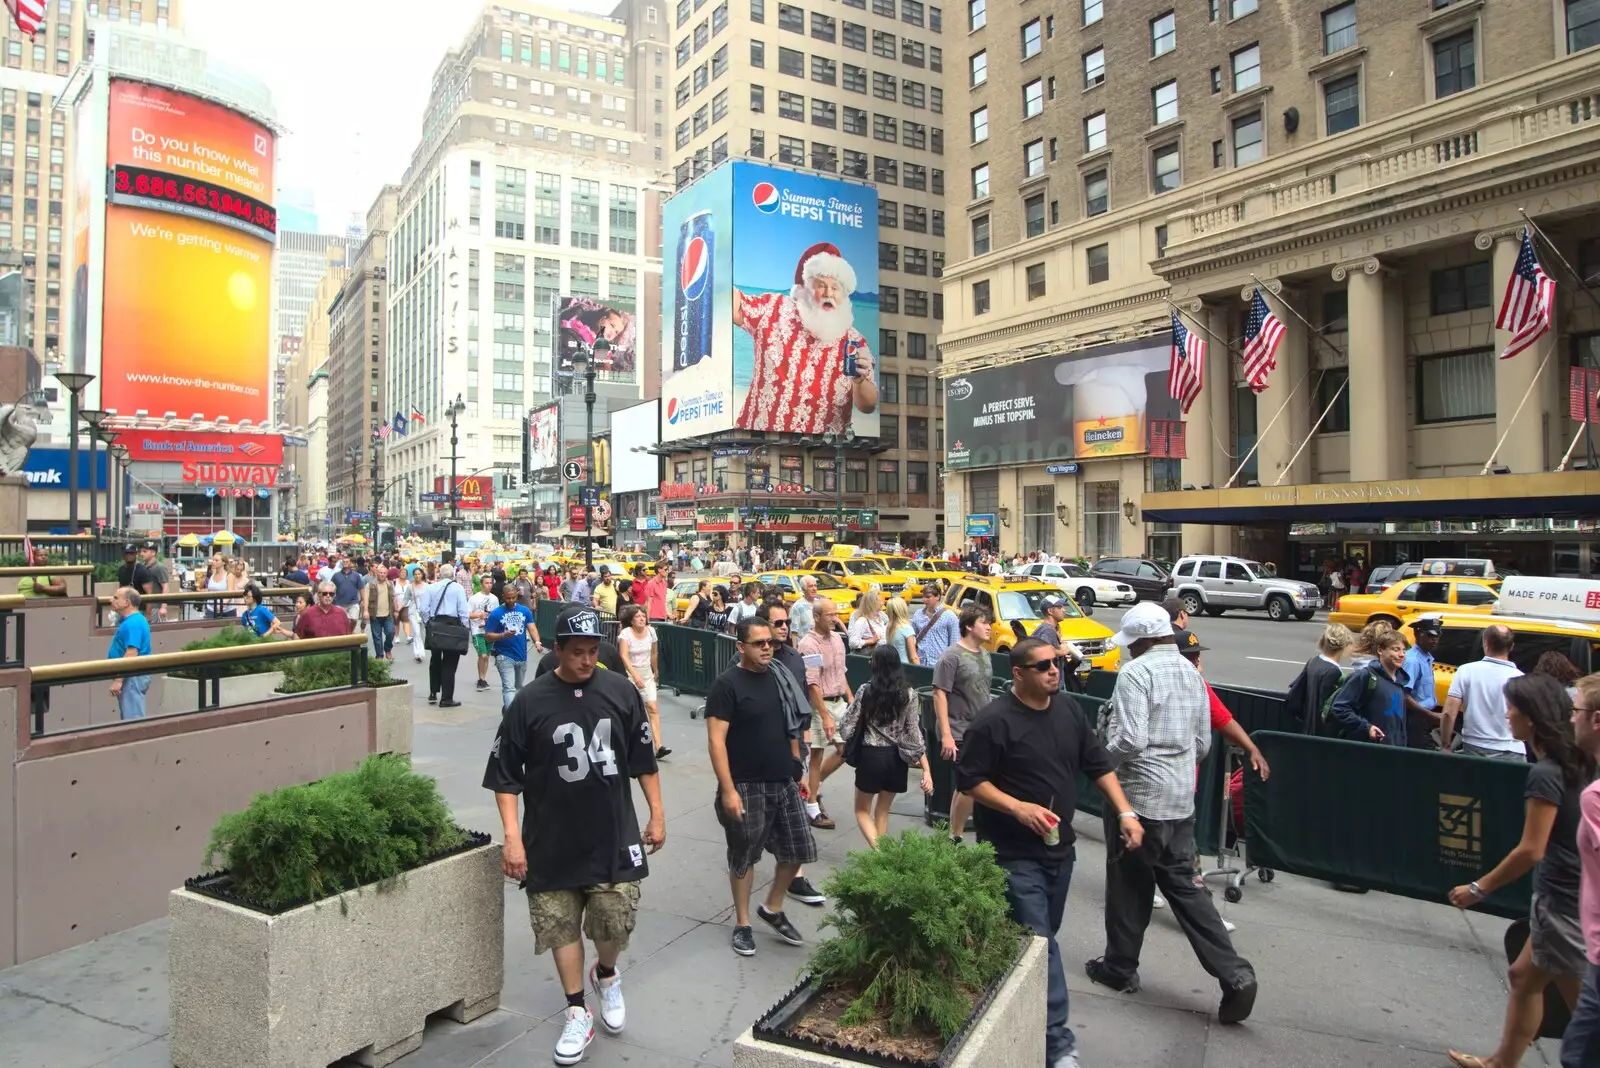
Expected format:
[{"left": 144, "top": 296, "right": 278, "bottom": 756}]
[
  {"left": 118, "top": 674, "right": 151, "bottom": 720},
  {"left": 369, "top": 616, "right": 395, "bottom": 658},
  {"left": 495, "top": 655, "right": 527, "bottom": 709},
  {"left": 1563, "top": 961, "right": 1600, "bottom": 1068},
  {"left": 998, "top": 851, "right": 1076, "bottom": 1064}
]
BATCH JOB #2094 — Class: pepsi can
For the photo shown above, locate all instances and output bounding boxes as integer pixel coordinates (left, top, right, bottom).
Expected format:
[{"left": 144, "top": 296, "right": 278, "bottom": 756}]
[
  {"left": 843, "top": 336, "right": 860, "bottom": 380},
  {"left": 674, "top": 210, "right": 714, "bottom": 371}
]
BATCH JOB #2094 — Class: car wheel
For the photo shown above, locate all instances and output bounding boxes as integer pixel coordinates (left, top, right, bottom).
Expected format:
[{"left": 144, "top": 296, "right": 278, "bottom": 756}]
[
  {"left": 1180, "top": 591, "right": 1204, "bottom": 616},
  {"left": 1204, "top": 606, "right": 1226, "bottom": 617},
  {"left": 1267, "top": 595, "right": 1292, "bottom": 622},
  {"left": 1295, "top": 610, "right": 1316, "bottom": 621},
  {"left": 1076, "top": 587, "right": 1095, "bottom": 607},
  {"left": 1372, "top": 615, "right": 1401, "bottom": 631}
]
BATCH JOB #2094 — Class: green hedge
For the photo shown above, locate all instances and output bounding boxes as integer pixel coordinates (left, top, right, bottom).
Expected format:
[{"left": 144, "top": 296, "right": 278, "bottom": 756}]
[
  {"left": 203, "top": 754, "right": 466, "bottom": 911},
  {"left": 278, "top": 651, "right": 394, "bottom": 693},
  {"left": 173, "top": 626, "right": 277, "bottom": 678}
]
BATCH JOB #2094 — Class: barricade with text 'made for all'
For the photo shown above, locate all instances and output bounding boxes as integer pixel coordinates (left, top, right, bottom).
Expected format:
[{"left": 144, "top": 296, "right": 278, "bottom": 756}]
[{"left": 1244, "top": 732, "right": 1534, "bottom": 919}]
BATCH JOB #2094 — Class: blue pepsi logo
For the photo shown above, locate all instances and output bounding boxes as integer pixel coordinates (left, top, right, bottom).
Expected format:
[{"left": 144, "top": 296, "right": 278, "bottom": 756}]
[
  {"left": 681, "top": 236, "right": 710, "bottom": 300},
  {"left": 752, "top": 181, "right": 780, "bottom": 214}
]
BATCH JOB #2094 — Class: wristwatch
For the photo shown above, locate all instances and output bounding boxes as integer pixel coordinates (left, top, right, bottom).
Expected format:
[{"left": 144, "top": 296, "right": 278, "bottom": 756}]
[{"left": 1117, "top": 811, "right": 1139, "bottom": 821}]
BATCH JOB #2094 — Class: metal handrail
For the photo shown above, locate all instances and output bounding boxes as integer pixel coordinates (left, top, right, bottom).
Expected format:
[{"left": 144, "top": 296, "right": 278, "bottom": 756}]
[
  {"left": 0, "top": 595, "right": 23, "bottom": 610},
  {"left": 0, "top": 565, "right": 95, "bottom": 577},
  {"left": 30, "top": 632, "right": 368, "bottom": 684}
]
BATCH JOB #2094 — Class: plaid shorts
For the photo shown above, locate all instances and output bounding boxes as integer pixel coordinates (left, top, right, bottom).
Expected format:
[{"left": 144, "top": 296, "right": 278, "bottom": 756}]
[{"left": 715, "top": 780, "right": 818, "bottom": 878}]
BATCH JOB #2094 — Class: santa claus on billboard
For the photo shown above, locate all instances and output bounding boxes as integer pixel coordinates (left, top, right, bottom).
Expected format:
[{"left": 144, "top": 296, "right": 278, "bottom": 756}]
[{"left": 733, "top": 241, "right": 876, "bottom": 435}]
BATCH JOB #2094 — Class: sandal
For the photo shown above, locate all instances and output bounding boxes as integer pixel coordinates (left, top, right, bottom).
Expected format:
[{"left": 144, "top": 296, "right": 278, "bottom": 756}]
[{"left": 1446, "top": 1052, "right": 1493, "bottom": 1068}]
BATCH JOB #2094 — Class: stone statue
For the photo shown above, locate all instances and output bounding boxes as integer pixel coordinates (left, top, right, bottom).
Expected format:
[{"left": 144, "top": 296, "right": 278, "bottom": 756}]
[{"left": 0, "top": 390, "right": 48, "bottom": 478}]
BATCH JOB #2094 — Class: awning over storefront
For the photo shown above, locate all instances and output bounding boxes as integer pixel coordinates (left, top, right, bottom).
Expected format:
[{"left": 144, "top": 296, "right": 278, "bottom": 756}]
[{"left": 1141, "top": 472, "right": 1600, "bottom": 525}]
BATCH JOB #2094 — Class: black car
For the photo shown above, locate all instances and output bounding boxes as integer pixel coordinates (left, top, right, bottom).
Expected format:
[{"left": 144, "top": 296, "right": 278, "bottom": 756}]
[{"left": 1089, "top": 557, "right": 1172, "bottom": 601}]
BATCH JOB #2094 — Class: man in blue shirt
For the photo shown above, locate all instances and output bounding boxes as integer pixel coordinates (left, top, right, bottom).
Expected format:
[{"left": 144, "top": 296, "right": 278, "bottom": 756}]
[
  {"left": 107, "top": 587, "right": 153, "bottom": 719},
  {"left": 330, "top": 557, "right": 366, "bottom": 625},
  {"left": 910, "top": 583, "right": 960, "bottom": 663},
  {"left": 1401, "top": 617, "right": 1442, "bottom": 750},
  {"left": 485, "top": 584, "right": 540, "bottom": 709}
]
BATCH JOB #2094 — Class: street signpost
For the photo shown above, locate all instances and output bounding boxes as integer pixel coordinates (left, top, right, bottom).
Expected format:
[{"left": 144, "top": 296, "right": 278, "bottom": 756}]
[
  {"left": 579, "top": 486, "right": 601, "bottom": 506},
  {"left": 563, "top": 459, "right": 585, "bottom": 481}
]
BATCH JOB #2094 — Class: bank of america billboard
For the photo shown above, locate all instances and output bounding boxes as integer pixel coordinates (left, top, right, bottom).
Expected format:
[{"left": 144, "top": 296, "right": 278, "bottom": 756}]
[
  {"left": 944, "top": 338, "right": 1181, "bottom": 469},
  {"left": 660, "top": 160, "right": 879, "bottom": 443}
]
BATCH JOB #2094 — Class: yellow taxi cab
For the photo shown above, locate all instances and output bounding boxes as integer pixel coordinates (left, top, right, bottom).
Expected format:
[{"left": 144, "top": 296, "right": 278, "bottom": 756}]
[
  {"left": 857, "top": 554, "right": 931, "bottom": 599},
  {"left": 670, "top": 577, "right": 706, "bottom": 618},
  {"left": 801, "top": 551, "right": 909, "bottom": 600},
  {"left": 1329, "top": 575, "right": 1500, "bottom": 631},
  {"left": 941, "top": 575, "right": 1119, "bottom": 670},
  {"left": 1402, "top": 576, "right": 1600, "bottom": 705},
  {"left": 894, "top": 557, "right": 970, "bottom": 585},
  {"left": 756, "top": 569, "right": 857, "bottom": 623},
  {"left": 610, "top": 551, "right": 658, "bottom": 576}
]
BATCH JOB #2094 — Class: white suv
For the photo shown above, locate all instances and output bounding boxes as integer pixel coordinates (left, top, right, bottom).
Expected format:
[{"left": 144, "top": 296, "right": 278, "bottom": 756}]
[
  {"left": 1171, "top": 555, "right": 1323, "bottom": 622},
  {"left": 1007, "top": 562, "right": 1138, "bottom": 608}
]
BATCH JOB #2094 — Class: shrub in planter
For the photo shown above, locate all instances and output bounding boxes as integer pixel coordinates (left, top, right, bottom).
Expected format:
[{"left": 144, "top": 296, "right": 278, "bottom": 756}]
[
  {"left": 92, "top": 561, "right": 120, "bottom": 583},
  {"left": 202, "top": 753, "right": 466, "bottom": 911},
  {"left": 783, "top": 830, "right": 1024, "bottom": 1059},
  {"left": 278, "top": 650, "right": 395, "bottom": 694},
  {"left": 171, "top": 626, "right": 278, "bottom": 679}
]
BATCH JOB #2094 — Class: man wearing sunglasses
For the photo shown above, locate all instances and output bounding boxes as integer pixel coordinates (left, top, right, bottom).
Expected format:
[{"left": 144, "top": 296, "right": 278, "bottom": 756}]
[
  {"left": 757, "top": 600, "right": 828, "bottom": 908},
  {"left": 958, "top": 637, "right": 1141, "bottom": 1068},
  {"left": 293, "top": 582, "right": 354, "bottom": 639},
  {"left": 706, "top": 617, "right": 817, "bottom": 957}
]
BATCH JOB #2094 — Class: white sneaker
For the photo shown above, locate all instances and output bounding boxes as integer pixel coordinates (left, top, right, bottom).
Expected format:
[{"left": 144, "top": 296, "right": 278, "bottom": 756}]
[
  {"left": 1152, "top": 891, "right": 1167, "bottom": 909},
  {"left": 1222, "top": 917, "right": 1238, "bottom": 933},
  {"left": 554, "top": 1005, "right": 594, "bottom": 1065},
  {"left": 1052, "top": 1051, "right": 1083, "bottom": 1068},
  {"left": 590, "top": 963, "right": 626, "bottom": 1033}
]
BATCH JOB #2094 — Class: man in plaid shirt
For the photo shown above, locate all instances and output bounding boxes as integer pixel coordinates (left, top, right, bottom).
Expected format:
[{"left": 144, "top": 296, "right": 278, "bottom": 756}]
[{"left": 1085, "top": 602, "right": 1258, "bottom": 1025}]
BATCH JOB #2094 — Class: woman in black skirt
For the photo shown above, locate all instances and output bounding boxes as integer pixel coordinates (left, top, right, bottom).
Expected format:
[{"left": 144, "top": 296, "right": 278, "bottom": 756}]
[{"left": 839, "top": 644, "right": 934, "bottom": 848}]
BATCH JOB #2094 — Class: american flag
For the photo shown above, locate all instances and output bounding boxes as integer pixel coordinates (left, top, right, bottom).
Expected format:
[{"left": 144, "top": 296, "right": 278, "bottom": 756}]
[
  {"left": 1242, "top": 289, "right": 1284, "bottom": 393},
  {"left": 1495, "top": 230, "right": 1556, "bottom": 361},
  {"left": 1571, "top": 367, "right": 1600, "bottom": 423},
  {"left": 4, "top": 0, "right": 45, "bottom": 36},
  {"left": 375, "top": 423, "right": 391, "bottom": 439},
  {"left": 1168, "top": 312, "right": 1206, "bottom": 413}
]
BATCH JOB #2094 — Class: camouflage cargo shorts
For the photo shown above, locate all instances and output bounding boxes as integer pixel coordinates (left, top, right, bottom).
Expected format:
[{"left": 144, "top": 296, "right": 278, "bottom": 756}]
[{"left": 527, "top": 881, "right": 641, "bottom": 954}]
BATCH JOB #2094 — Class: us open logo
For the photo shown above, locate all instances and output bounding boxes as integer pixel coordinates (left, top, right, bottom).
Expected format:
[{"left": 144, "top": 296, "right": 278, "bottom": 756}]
[{"left": 752, "top": 181, "right": 780, "bottom": 214}]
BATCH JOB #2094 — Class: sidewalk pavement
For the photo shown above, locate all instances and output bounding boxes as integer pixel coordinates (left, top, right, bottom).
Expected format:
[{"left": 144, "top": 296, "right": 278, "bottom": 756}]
[{"left": 0, "top": 664, "right": 1560, "bottom": 1068}]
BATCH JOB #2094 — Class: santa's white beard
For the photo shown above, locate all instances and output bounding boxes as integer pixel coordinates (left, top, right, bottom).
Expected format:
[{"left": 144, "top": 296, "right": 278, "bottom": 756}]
[{"left": 792, "top": 284, "right": 854, "bottom": 343}]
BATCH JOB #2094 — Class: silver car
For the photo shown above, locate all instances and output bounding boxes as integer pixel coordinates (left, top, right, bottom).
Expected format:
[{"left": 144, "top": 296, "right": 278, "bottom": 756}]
[{"left": 1172, "top": 554, "right": 1323, "bottom": 622}]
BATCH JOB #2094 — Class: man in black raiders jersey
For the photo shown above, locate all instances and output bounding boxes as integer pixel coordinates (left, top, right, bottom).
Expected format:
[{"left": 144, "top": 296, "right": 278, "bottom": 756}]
[{"left": 484, "top": 606, "right": 665, "bottom": 1066}]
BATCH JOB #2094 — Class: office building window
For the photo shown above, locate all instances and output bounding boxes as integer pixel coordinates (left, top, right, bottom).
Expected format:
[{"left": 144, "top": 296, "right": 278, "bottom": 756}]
[
  {"left": 844, "top": 105, "right": 867, "bottom": 133},
  {"left": 970, "top": 50, "right": 986, "bottom": 86},
  {"left": 907, "top": 416, "right": 929, "bottom": 450},
  {"left": 880, "top": 328, "right": 899, "bottom": 356},
  {"left": 1231, "top": 0, "right": 1257, "bottom": 15},
  {"left": 881, "top": 284, "right": 899, "bottom": 312},
  {"left": 751, "top": 40, "right": 764, "bottom": 66},
  {"left": 1155, "top": 224, "right": 1169, "bottom": 257},
  {"left": 907, "top": 375, "right": 929, "bottom": 405},
  {"left": 1083, "top": 0, "right": 1102, "bottom": 24},
  {"left": 1024, "top": 193, "right": 1045, "bottom": 237},
  {"left": 1232, "top": 111, "right": 1262, "bottom": 164},
  {"left": 1023, "top": 484, "right": 1054, "bottom": 556},
  {"left": 813, "top": 55, "right": 837, "bottom": 83},
  {"left": 1086, "top": 243, "right": 1109, "bottom": 284},
  {"left": 881, "top": 372, "right": 899, "bottom": 403},
  {"left": 1430, "top": 261, "right": 1493, "bottom": 314},
  {"left": 971, "top": 162, "right": 989, "bottom": 197},
  {"left": 1084, "top": 480, "right": 1121, "bottom": 558},
  {"left": 1571, "top": 0, "right": 1600, "bottom": 52},
  {"left": 1152, "top": 79, "right": 1178, "bottom": 124},
  {"left": 1085, "top": 111, "right": 1106, "bottom": 152},
  {"left": 1323, "top": 2, "right": 1356, "bottom": 53},
  {"left": 1084, "top": 46, "right": 1105, "bottom": 87},
  {"left": 1322, "top": 289, "right": 1349, "bottom": 332},
  {"left": 1085, "top": 168, "right": 1107, "bottom": 214},
  {"left": 877, "top": 460, "right": 899, "bottom": 495},
  {"left": 1021, "top": 18, "right": 1041, "bottom": 58},
  {"left": 751, "top": 84, "right": 765, "bottom": 110},
  {"left": 1210, "top": 66, "right": 1222, "bottom": 92},
  {"left": 970, "top": 106, "right": 988, "bottom": 142},
  {"left": 973, "top": 279, "right": 991, "bottom": 314},
  {"left": 779, "top": 46, "right": 804, "bottom": 75},
  {"left": 1026, "top": 262, "right": 1046, "bottom": 299},
  {"left": 1024, "top": 138, "right": 1044, "bottom": 177},
  {"left": 1231, "top": 43, "right": 1260, "bottom": 90},
  {"left": 1315, "top": 370, "right": 1351, "bottom": 432},
  {"left": 1433, "top": 29, "right": 1475, "bottom": 97},
  {"left": 812, "top": 98, "right": 836, "bottom": 126},
  {"left": 1023, "top": 79, "right": 1043, "bottom": 118},
  {"left": 1417, "top": 349, "right": 1495, "bottom": 422},
  {"left": 778, "top": 2, "right": 803, "bottom": 31},
  {"left": 1152, "top": 142, "right": 1180, "bottom": 192},
  {"left": 812, "top": 10, "right": 835, "bottom": 39},
  {"left": 971, "top": 214, "right": 990, "bottom": 255},
  {"left": 1324, "top": 73, "right": 1360, "bottom": 134},
  {"left": 1151, "top": 10, "right": 1175, "bottom": 56},
  {"left": 779, "top": 90, "right": 804, "bottom": 119},
  {"left": 908, "top": 332, "right": 928, "bottom": 359},
  {"left": 844, "top": 64, "right": 867, "bottom": 92},
  {"left": 880, "top": 241, "right": 899, "bottom": 270},
  {"left": 968, "top": 0, "right": 984, "bottom": 30}
]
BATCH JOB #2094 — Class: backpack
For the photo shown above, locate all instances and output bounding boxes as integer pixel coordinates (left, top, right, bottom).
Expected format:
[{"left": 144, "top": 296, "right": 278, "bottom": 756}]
[{"left": 1320, "top": 668, "right": 1378, "bottom": 739}]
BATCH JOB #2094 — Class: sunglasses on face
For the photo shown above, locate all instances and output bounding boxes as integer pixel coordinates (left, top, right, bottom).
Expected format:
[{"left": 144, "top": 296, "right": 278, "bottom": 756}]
[
  {"left": 742, "top": 638, "right": 777, "bottom": 648},
  {"left": 1023, "top": 659, "right": 1057, "bottom": 673},
  {"left": 769, "top": 618, "right": 790, "bottom": 626}
]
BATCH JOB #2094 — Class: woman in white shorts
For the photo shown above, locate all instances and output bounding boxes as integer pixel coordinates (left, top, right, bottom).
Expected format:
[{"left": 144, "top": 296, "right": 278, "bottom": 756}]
[{"left": 619, "top": 604, "right": 670, "bottom": 760}]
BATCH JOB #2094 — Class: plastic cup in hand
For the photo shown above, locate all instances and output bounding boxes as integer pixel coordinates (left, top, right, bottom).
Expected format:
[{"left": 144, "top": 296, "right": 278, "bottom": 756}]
[{"left": 1042, "top": 812, "right": 1061, "bottom": 846}]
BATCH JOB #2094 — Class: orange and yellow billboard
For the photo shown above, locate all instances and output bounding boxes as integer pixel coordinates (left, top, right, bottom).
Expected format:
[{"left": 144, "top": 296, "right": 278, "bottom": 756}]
[{"left": 98, "top": 79, "right": 276, "bottom": 425}]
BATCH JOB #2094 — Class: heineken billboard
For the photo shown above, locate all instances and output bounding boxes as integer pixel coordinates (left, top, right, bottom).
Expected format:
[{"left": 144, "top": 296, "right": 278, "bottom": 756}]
[{"left": 944, "top": 336, "right": 1180, "bottom": 469}]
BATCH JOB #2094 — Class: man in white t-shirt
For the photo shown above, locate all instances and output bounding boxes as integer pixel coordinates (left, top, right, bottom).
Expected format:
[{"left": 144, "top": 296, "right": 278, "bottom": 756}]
[{"left": 1439, "top": 623, "right": 1525, "bottom": 759}]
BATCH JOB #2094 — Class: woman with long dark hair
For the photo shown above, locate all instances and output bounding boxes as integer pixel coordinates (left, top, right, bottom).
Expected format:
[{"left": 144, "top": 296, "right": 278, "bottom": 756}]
[
  {"left": 1448, "top": 673, "right": 1596, "bottom": 1068},
  {"left": 839, "top": 644, "right": 933, "bottom": 848}
]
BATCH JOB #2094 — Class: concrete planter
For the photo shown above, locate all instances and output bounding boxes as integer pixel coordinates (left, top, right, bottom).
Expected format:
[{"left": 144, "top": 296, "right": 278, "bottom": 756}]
[
  {"left": 733, "top": 936, "right": 1046, "bottom": 1068},
  {"left": 374, "top": 682, "right": 413, "bottom": 755},
  {"left": 156, "top": 670, "right": 286, "bottom": 717},
  {"left": 168, "top": 839, "right": 504, "bottom": 1068}
]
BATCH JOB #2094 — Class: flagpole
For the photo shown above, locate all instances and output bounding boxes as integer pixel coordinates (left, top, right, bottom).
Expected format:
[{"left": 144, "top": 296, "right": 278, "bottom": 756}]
[
  {"left": 1161, "top": 297, "right": 1251, "bottom": 469},
  {"left": 1161, "top": 297, "right": 1235, "bottom": 355},
  {"left": 1519, "top": 208, "right": 1600, "bottom": 469},
  {"left": 1480, "top": 338, "right": 1557, "bottom": 475},
  {"left": 1274, "top": 374, "right": 1349, "bottom": 486}
]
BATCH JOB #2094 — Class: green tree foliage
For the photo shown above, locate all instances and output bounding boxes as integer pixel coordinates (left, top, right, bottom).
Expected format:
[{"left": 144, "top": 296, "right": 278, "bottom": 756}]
[
  {"left": 203, "top": 754, "right": 465, "bottom": 912},
  {"left": 806, "top": 830, "right": 1022, "bottom": 1041}
]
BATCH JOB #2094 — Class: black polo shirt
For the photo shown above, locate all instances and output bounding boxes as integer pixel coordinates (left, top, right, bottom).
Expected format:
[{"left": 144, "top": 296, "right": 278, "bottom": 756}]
[{"left": 482, "top": 666, "right": 659, "bottom": 893}]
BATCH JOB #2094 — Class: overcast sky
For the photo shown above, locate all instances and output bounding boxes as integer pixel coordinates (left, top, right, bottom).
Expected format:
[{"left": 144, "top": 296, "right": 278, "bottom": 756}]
[{"left": 183, "top": 0, "right": 613, "bottom": 233}]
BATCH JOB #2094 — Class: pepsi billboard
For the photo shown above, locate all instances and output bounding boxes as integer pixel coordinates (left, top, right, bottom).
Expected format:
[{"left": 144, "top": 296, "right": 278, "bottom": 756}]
[{"left": 660, "top": 160, "right": 879, "bottom": 443}]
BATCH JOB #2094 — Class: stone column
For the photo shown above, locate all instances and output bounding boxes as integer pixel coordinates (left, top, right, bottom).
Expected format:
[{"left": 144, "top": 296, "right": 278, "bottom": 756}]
[
  {"left": 1337, "top": 258, "right": 1407, "bottom": 481},
  {"left": 1480, "top": 228, "right": 1554, "bottom": 473},
  {"left": 1247, "top": 280, "right": 1310, "bottom": 487}
]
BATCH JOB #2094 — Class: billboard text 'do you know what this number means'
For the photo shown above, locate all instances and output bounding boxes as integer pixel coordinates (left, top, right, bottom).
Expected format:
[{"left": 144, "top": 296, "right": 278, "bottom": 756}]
[
  {"left": 659, "top": 160, "right": 878, "bottom": 443},
  {"left": 99, "top": 79, "right": 276, "bottom": 427}
]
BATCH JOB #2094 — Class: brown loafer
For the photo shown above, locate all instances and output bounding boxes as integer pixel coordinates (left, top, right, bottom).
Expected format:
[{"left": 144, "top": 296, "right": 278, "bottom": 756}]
[{"left": 809, "top": 811, "right": 836, "bottom": 829}]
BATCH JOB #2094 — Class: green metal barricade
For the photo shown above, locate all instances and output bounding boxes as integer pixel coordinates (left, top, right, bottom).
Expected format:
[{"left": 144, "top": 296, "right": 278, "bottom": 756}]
[
  {"left": 1210, "top": 683, "right": 1297, "bottom": 736},
  {"left": 1084, "top": 669, "right": 1119, "bottom": 700},
  {"left": 655, "top": 623, "right": 721, "bottom": 695},
  {"left": 1244, "top": 732, "right": 1533, "bottom": 918},
  {"left": 845, "top": 653, "right": 872, "bottom": 693},
  {"left": 535, "top": 599, "right": 562, "bottom": 647}
]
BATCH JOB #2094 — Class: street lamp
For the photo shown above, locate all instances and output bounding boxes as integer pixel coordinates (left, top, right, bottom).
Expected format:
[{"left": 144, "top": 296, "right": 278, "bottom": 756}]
[
  {"left": 568, "top": 340, "right": 605, "bottom": 573},
  {"left": 54, "top": 371, "right": 94, "bottom": 535},
  {"left": 344, "top": 445, "right": 361, "bottom": 536},
  {"left": 79, "top": 409, "right": 106, "bottom": 534},
  {"left": 108, "top": 443, "right": 128, "bottom": 532},
  {"left": 447, "top": 393, "right": 466, "bottom": 554},
  {"left": 821, "top": 427, "right": 856, "bottom": 546},
  {"left": 94, "top": 427, "right": 116, "bottom": 535}
]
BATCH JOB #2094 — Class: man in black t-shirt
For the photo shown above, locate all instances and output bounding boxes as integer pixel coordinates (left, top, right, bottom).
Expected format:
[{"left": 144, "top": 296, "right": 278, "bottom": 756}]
[
  {"left": 483, "top": 607, "right": 665, "bottom": 1067},
  {"left": 958, "top": 637, "right": 1143, "bottom": 1068},
  {"left": 535, "top": 637, "right": 625, "bottom": 678},
  {"left": 706, "top": 617, "right": 818, "bottom": 957},
  {"left": 756, "top": 600, "right": 827, "bottom": 909},
  {"left": 116, "top": 544, "right": 154, "bottom": 597}
]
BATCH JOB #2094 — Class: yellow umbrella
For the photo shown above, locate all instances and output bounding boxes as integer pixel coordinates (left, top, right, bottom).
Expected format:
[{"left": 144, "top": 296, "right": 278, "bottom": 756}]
[
  {"left": 211, "top": 530, "right": 240, "bottom": 546},
  {"left": 176, "top": 533, "right": 201, "bottom": 548},
  {"left": 341, "top": 533, "right": 369, "bottom": 544}
]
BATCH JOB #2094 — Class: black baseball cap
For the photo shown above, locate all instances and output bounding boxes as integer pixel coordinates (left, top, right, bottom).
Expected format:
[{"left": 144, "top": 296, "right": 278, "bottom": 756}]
[
  {"left": 122, "top": 543, "right": 137, "bottom": 554},
  {"left": 140, "top": 539, "right": 158, "bottom": 551},
  {"left": 556, "top": 606, "right": 603, "bottom": 640},
  {"left": 1172, "top": 626, "right": 1208, "bottom": 656}
]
